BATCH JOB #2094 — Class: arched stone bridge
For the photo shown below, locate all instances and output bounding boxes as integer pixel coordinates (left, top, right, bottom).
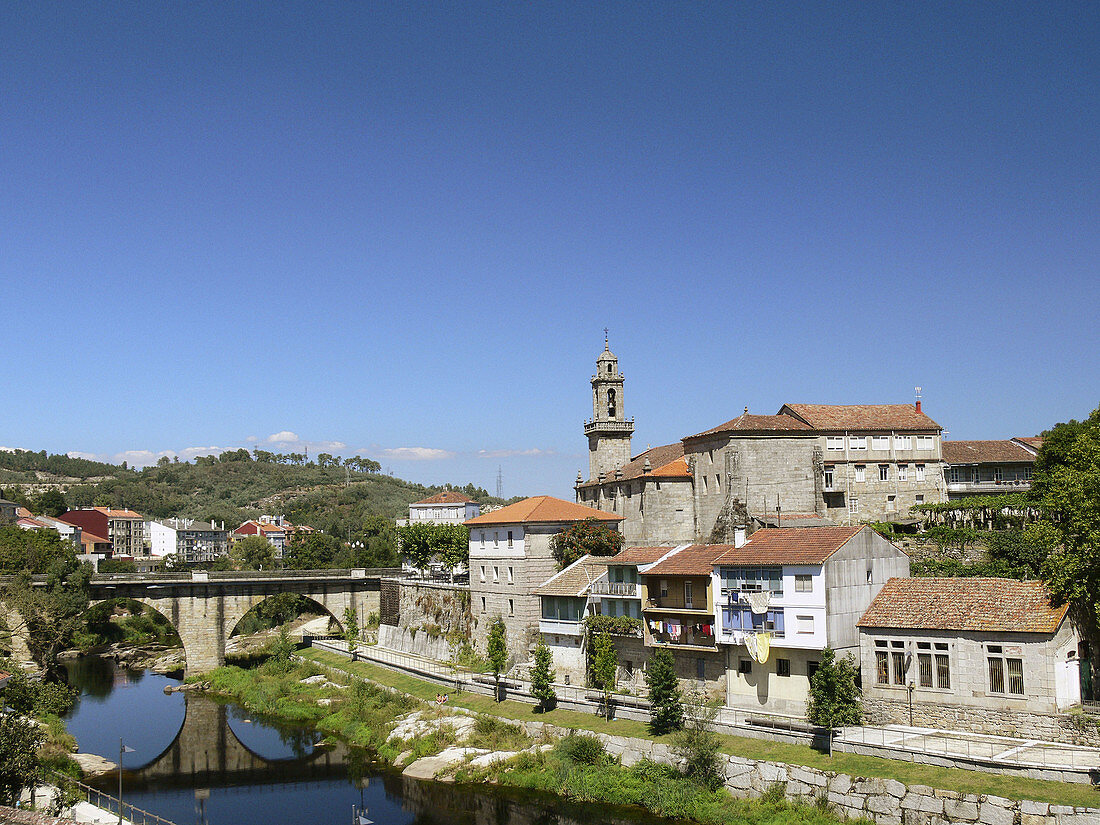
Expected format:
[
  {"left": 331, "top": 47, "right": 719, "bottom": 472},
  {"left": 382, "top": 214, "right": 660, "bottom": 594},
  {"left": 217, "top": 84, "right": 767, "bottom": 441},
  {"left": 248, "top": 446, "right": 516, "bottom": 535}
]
[{"left": 4, "top": 568, "right": 398, "bottom": 676}]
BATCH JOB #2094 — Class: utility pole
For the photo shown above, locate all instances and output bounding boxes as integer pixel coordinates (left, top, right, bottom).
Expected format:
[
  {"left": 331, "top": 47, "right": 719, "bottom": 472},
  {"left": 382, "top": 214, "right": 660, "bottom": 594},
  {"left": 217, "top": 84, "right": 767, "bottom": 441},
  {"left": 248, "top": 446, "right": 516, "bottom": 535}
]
[{"left": 496, "top": 466, "right": 503, "bottom": 499}]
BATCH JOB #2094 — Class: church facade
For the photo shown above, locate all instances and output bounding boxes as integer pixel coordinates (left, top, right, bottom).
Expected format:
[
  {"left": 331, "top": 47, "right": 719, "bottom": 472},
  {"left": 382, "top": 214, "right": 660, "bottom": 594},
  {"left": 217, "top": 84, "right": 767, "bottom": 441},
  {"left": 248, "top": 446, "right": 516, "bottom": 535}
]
[{"left": 575, "top": 342, "right": 946, "bottom": 545}]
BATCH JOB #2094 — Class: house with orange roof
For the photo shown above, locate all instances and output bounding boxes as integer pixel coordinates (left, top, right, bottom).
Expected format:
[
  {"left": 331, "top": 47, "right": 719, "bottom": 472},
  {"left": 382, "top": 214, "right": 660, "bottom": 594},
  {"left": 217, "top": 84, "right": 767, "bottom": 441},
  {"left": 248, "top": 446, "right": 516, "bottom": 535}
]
[
  {"left": 62, "top": 507, "right": 146, "bottom": 557},
  {"left": 232, "top": 517, "right": 300, "bottom": 559},
  {"left": 465, "top": 495, "right": 621, "bottom": 658},
  {"left": 858, "top": 577, "right": 1080, "bottom": 731},
  {"left": 402, "top": 490, "right": 481, "bottom": 526},
  {"left": 574, "top": 341, "right": 946, "bottom": 542},
  {"left": 942, "top": 437, "right": 1041, "bottom": 499}
]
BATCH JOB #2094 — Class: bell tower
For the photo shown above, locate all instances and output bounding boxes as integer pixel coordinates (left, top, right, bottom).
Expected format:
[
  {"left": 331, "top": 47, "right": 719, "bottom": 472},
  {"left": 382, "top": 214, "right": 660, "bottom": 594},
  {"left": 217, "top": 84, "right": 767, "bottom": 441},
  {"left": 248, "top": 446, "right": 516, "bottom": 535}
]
[{"left": 584, "top": 334, "right": 634, "bottom": 480}]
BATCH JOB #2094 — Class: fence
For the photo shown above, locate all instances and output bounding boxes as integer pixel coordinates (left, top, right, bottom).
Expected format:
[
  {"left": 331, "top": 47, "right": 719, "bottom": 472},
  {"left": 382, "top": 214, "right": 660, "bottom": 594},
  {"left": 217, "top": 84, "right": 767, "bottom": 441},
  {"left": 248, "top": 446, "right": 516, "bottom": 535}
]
[{"left": 49, "top": 770, "right": 177, "bottom": 825}]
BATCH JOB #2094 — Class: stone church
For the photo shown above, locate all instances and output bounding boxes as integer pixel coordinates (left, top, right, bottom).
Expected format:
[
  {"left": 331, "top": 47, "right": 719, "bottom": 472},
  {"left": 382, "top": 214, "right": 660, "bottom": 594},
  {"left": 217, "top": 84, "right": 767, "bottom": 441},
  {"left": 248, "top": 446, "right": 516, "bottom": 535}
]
[{"left": 575, "top": 340, "right": 946, "bottom": 545}]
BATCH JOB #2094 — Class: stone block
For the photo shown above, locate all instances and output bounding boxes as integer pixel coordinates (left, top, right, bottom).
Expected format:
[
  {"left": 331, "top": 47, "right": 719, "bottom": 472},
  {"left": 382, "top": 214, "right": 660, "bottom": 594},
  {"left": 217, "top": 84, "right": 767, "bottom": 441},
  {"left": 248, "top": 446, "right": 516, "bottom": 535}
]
[
  {"left": 725, "top": 772, "right": 752, "bottom": 791},
  {"left": 985, "top": 796, "right": 1013, "bottom": 808},
  {"left": 828, "top": 792, "right": 862, "bottom": 809},
  {"left": 1052, "top": 807, "right": 1077, "bottom": 817},
  {"left": 1021, "top": 800, "right": 1050, "bottom": 816},
  {"left": 885, "top": 779, "right": 907, "bottom": 798},
  {"left": 934, "top": 789, "right": 962, "bottom": 800},
  {"left": 944, "top": 799, "right": 980, "bottom": 820},
  {"left": 829, "top": 774, "right": 853, "bottom": 794},
  {"left": 1063, "top": 814, "right": 1100, "bottom": 825},
  {"left": 1023, "top": 815, "right": 1050, "bottom": 825},
  {"left": 786, "top": 780, "right": 812, "bottom": 798},
  {"left": 918, "top": 795, "right": 946, "bottom": 815},
  {"left": 978, "top": 802, "right": 1015, "bottom": 825},
  {"left": 790, "top": 766, "right": 823, "bottom": 787},
  {"left": 757, "top": 763, "right": 788, "bottom": 784},
  {"left": 867, "top": 795, "right": 903, "bottom": 816},
  {"left": 854, "top": 778, "right": 889, "bottom": 796}
]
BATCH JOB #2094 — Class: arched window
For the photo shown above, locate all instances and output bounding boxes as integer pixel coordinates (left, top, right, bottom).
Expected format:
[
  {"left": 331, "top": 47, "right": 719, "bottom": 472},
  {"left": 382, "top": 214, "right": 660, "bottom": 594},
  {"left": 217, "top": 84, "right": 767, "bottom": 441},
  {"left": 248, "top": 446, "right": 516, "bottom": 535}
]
[
  {"left": 607, "top": 363, "right": 613, "bottom": 374},
  {"left": 607, "top": 388, "right": 616, "bottom": 418}
]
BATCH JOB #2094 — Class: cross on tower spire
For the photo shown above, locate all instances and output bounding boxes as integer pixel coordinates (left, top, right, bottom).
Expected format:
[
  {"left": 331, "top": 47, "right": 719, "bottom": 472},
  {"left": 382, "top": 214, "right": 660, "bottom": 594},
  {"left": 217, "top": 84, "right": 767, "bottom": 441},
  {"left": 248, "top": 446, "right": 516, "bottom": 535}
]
[{"left": 603, "top": 327, "right": 609, "bottom": 348}]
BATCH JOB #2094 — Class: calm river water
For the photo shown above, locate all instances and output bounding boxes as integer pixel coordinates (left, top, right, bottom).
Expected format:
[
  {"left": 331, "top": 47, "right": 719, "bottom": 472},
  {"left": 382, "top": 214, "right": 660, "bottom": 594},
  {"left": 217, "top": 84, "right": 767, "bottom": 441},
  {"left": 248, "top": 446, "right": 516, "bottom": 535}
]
[{"left": 62, "top": 658, "right": 684, "bottom": 825}]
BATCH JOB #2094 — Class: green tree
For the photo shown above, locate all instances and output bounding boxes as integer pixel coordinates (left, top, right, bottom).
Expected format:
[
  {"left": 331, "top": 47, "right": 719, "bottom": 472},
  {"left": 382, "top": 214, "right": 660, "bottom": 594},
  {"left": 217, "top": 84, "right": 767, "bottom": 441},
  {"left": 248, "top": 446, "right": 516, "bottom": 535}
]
[
  {"left": 807, "top": 647, "right": 862, "bottom": 752},
  {"left": 672, "top": 691, "right": 724, "bottom": 790},
  {"left": 33, "top": 489, "right": 67, "bottom": 518},
  {"left": 232, "top": 535, "right": 275, "bottom": 570},
  {"left": 645, "top": 648, "right": 684, "bottom": 734},
  {"left": 486, "top": 617, "right": 508, "bottom": 701},
  {"left": 530, "top": 640, "right": 556, "bottom": 712},
  {"left": 589, "top": 631, "right": 618, "bottom": 720},
  {"left": 343, "top": 605, "right": 359, "bottom": 646},
  {"left": 397, "top": 522, "right": 468, "bottom": 575},
  {"left": 1036, "top": 405, "right": 1100, "bottom": 649},
  {"left": 0, "top": 526, "right": 75, "bottom": 575},
  {"left": 550, "top": 519, "right": 623, "bottom": 570},
  {"left": 0, "top": 713, "right": 45, "bottom": 805},
  {"left": 283, "top": 532, "right": 340, "bottom": 569},
  {"left": 4, "top": 558, "right": 91, "bottom": 678}
]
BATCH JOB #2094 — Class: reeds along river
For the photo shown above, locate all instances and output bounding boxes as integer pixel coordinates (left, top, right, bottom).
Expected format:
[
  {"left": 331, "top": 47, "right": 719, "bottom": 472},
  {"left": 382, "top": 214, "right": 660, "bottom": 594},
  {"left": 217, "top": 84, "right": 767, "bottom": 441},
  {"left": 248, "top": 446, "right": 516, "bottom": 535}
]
[{"left": 61, "top": 657, "right": 683, "bottom": 825}]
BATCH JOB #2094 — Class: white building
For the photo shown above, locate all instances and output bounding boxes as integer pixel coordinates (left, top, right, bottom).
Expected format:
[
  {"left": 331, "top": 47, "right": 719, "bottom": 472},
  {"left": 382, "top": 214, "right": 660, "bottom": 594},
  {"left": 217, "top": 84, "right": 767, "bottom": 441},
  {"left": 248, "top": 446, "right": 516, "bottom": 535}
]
[
  {"left": 404, "top": 491, "right": 481, "bottom": 525},
  {"left": 149, "top": 518, "right": 230, "bottom": 563}
]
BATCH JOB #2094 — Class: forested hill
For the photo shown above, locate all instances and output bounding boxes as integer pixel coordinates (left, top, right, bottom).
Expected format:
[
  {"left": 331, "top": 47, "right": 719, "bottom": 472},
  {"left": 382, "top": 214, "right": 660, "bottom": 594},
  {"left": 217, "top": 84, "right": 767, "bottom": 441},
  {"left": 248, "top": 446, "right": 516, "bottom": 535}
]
[{"left": 0, "top": 448, "right": 517, "bottom": 537}]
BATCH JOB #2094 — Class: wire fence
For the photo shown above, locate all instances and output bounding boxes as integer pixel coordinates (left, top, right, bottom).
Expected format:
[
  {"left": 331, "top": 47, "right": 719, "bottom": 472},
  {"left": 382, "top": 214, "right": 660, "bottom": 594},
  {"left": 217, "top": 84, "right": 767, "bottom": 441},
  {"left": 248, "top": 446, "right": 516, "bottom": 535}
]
[{"left": 48, "top": 769, "right": 178, "bottom": 825}]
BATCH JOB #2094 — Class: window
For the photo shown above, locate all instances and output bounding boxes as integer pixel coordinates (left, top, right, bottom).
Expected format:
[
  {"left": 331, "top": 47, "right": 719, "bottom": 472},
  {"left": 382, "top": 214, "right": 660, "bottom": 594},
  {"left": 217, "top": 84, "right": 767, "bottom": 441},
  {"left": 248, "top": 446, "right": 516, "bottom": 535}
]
[
  {"left": 507, "top": 530, "right": 514, "bottom": 547},
  {"left": 987, "top": 645, "right": 1024, "bottom": 695},
  {"left": 508, "top": 598, "right": 514, "bottom": 616},
  {"left": 915, "top": 495, "right": 924, "bottom": 503},
  {"left": 917, "top": 642, "right": 933, "bottom": 687},
  {"left": 915, "top": 464, "right": 926, "bottom": 482},
  {"left": 479, "top": 566, "right": 486, "bottom": 582},
  {"left": 887, "top": 495, "right": 896, "bottom": 511},
  {"left": 879, "top": 464, "right": 889, "bottom": 481},
  {"left": 898, "top": 465, "right": 908, "bottom": 482},
  {"left": 607, "top": 388, "right": 616, "bottom": 418},
  {"left": 826, "top": 437, "right": 845, "bottom": 451},
  {"left": 738, "top": 659, "right": 752, "bottom": 675},
  {"left": 916, "top": 436, "right": 933, "bottom": 451},
  {"left": 481, "top": 597, "right": 486, "bottom": 612},
  {"left": 993, "top": 467, "right": 1003, "bottom": 483},
  {"left": 776, "top": 658, "right": 791, "bottom": 677},
  {"left": 823, "top": 467, "right": 834, "bottom": 490},
  {"left": 493, "top": 566, "right": 499, "bottom": 583},
  {"left": 697, "top": 658, "right": 706, "bottom": 680},
  {"left": 891, "top": 640, "right": 906, "bottom": 685},
  {"left": 1022, "top": 466, "right": 1033, "bottom": 480},
  {"left": 795, "top": 574, "right": 812, "bottom": 593},
  {"left": 875, "top": 641, "right": 889, "bottom": 684},
  {"left": 807, "top": 661, "right": 820, "bottom": 681},
  {"left": 872, "top": 435, "right": 890, "bottom": 451},
  {"left": 507, "top": 566, "right": 514, "bottom": 583},
  {"left": 494, "top": 532, "right": 499, "bottom": 547},
  {"left": 715, "top": 474, "right": 721, "bottom": 490},
  {"left": 480, "top": 532, "right": 485, "bottom": 548},
  {"left": 895, "top": 436, "right": 912, "bottom": 450},
  {"left": 849, "top": 436, "right": 867, "bottom": 450},
  {"left": 866, "top": 567, "right": 873, "bottom": 583},
  {"left": 849, "top": 496, "right": 858, "bottom": 514},
  {"left": 796, "top": 615, "right": 814, "bottom": 634},
  {"left": 660, "top": 579, "right": 668, "bottom": 599},
  {"left": 684, "top": 580, "right": 693, "bottom": 608},
  {"left": 948, "top": 467, "right": 961, "bottom": 484},
  {"left": 935, "top": 643, "right": 950, "bottom": 689},
  {"left": 720, "top": 567, "right": 783, "bottom": 595},
  {"left": 721, "top": 607, "right": 785, "bottom": 635}
]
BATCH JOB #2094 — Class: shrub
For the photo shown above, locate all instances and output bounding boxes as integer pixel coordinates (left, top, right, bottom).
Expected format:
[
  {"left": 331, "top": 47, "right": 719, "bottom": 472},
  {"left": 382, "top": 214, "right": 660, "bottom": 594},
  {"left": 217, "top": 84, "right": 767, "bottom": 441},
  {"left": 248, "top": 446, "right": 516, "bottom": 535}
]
[
  {"left": 554, "top": 733, "right": 606, "bottom": 766},
  {"left": 529, "top": 641, "right": 556, "bottom": 712},
  {"left": 672, "top": 692, "right": 724, "bottom": 791},
  {"left": 645, "top": 648, "right": 683, "bottom": 735}
]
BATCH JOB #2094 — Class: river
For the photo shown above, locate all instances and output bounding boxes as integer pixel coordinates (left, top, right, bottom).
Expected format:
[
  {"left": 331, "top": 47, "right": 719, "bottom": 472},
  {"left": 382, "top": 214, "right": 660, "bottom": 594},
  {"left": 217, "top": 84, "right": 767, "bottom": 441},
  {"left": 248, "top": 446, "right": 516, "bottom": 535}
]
[{"left": 62, "top": 657, "right": 685, "bottom": 825}]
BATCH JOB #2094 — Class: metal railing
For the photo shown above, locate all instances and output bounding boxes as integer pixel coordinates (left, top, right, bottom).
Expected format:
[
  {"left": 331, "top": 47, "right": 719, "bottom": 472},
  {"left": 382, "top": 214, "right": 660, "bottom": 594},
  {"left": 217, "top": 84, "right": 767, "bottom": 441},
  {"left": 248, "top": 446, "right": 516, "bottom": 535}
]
[
  {"left": 590, "top": 581, "right": 637, "bottom": 596},
  {"left": 49, "top": 770, "right": 178, "bottom": 825}
]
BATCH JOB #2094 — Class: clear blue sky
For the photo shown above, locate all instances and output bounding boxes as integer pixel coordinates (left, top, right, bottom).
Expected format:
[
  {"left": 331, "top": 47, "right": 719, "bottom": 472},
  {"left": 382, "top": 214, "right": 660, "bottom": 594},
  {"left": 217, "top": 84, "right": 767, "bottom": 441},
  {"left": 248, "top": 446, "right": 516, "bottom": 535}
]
[{"left": 2, "top": 2, "right": 1097, "bottom": 499}]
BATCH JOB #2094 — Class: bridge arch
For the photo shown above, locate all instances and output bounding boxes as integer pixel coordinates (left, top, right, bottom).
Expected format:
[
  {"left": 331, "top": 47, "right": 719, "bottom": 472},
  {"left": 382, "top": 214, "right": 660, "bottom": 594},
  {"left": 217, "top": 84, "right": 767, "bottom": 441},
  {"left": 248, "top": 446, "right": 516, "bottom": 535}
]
[{"left": 227, "top": 593, "right": 345, "bottom": 643}]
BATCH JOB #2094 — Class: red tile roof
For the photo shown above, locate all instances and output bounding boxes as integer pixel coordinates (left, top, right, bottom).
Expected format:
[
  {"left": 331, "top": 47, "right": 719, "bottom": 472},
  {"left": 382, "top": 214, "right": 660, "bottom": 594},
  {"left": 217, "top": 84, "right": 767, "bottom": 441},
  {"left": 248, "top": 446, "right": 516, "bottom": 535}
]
[
  {"left": 687, "top": 412, "right": 813, "bottom": 439},
  {"left": 464, "top": 496, "right": 622, "bottom": 526},
  {"left": 413, "top": 491, "right": 477, "bottom": 505},
  {"left": 93, "top": 507, "right": 145, "bottom": 519},
  {"left": 712, "top": 525, "right": 868, "bottom": 565},
  {"left": 80, "top": 531, "right": 112, "bottom": 546},
  {"left": 534, "top": 555, "right": 611, "bottom": 597},
  {"left": 780, "top": 404, "right": 942, "bottom": 432},
  {"left": 579, "top": 443, "right": 689, "bottom": 486},
  {"left": 645, "top": 544, "right": 732, "bottom": 576},
  {"left": 942, "top": 440, "right": 1038, "bottom": 464},
  {"left": 858, "top": 577, "right": 1068, "bottom": 634},
  {"left": 609, "top": 546, "right": 679, "bottom": 566},
  {"left": 1015, "top": 436, "right": 1044, "bottom": 450}
]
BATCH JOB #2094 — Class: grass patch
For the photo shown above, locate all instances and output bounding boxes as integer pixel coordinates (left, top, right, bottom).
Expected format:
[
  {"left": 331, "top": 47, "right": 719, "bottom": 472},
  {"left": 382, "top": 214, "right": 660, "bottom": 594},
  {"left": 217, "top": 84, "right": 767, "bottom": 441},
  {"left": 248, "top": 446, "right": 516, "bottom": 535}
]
[
  {"left": 301, "top": 649, "right": 1100, "bottom": 808},
  {"left": 466, "top": 716, "right": 531, "bottom": 752}
]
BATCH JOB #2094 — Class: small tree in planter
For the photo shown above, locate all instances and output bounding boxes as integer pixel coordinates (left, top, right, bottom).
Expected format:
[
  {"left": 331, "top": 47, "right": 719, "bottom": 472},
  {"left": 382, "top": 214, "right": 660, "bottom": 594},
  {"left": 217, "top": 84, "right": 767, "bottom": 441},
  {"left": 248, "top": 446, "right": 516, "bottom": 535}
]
[
  {"left": 530, "top": 640, "right": 557, "bottom": 712},
  {"left": 645, "top": 648, "right": 684, "bottom": 735},
  {"left": 589, "top": 632, "right": 618, "bottom": 720},
  {"left": 487, "top": 617, "right": 508, "bottom": 702}
]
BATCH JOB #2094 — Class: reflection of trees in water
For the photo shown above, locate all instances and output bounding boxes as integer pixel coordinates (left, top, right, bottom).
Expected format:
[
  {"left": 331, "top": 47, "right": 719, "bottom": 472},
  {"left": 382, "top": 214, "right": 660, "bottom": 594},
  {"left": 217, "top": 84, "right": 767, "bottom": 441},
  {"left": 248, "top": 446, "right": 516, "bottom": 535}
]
[
  {"left": 63, "top": 656, "right": 114, "bottom": 698},
  {"left": 276, "top": 724, "right": 318, "bottom": 758}
]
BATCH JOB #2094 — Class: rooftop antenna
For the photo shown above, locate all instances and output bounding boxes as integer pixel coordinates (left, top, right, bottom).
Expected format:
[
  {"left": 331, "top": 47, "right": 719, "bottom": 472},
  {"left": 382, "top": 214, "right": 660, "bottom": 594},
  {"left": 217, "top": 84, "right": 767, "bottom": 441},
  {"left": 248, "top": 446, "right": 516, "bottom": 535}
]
[{"left": 496, "top": 465, "right": 503, "bottom": 499}]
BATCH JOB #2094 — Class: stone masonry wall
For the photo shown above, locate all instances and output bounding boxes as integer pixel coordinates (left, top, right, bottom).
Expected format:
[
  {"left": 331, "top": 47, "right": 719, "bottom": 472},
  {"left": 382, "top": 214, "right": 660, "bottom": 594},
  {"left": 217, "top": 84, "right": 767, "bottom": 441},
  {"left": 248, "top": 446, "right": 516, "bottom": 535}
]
[{"left": 864, "top": 697, "right": 1100, "bottom": 748}]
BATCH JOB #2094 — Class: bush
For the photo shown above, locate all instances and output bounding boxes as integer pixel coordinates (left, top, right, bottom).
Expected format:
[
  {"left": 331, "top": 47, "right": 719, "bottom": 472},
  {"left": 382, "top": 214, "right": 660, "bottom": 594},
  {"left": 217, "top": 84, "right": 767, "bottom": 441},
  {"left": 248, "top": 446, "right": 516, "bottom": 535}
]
[
  {"left": 672, "top": 693, "right": 724, "bottom": 791},
  {"left": 467, "top": 716, "right": 530, "bottom": 751},
  {"left": 554, "top": 733, "right": 606, "bottom": 766},
  {"left": 645, "top": 648, "right": 684, "bottom": 735}
]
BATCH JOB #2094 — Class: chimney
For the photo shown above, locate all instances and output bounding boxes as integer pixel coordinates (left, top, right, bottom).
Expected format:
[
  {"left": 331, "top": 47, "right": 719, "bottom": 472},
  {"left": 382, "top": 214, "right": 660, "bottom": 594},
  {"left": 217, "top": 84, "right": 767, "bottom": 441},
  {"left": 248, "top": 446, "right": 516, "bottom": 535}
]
[
  {"left": 643, "top": 458, "right": 652, "bottom": 474},
  {"left": 915, "top": 386, "right": 923, "bottom": 414},
  {"left": 734, "top": 526, "right": 747, "bottom": 548}
]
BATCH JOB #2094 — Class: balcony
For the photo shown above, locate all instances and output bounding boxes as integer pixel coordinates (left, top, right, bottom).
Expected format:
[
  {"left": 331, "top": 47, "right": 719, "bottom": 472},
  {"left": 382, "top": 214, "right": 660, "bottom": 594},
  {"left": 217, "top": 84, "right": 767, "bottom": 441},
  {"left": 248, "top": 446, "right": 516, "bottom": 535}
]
[
  {"left": 539, "top": 618, "right": 583, "bottom": 636},
  {"left": 644, "top": 599, "right": 712, "bottom": 616},
  {"left": 583, "top": 418, "right": 635, "bottom": 435},
  {"left": 648, "top": 625, "right": 717, "bottom": 650},
  {"left": 946, "top": 479, "right": 1032, "bottom": 495},
  {"left": 590, "top": 581, "right": 637, "bottom": 597}
]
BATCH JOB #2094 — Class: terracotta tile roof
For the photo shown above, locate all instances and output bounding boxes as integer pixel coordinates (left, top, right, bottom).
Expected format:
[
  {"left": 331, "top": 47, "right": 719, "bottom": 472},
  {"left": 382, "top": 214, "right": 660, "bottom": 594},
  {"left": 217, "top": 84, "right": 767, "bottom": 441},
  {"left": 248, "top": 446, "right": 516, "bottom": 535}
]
[
  {"left": 780, "top": 404, "right": 942, "bottom": 432},
  {"left": 93, "top": 507, "right": 145, "bottom": 519},
  {"left": 645, "top": 544, "right": 731, "bottom": 576},
  {"left": 80, "top": 531, "right": 112, "bottom": 545},
  {"left": 17, "top": 517, "right": 48, "bottom": 529},
  {"left": 16, "top": 507, "right": 34, "bottom": 519},
  {"left": 858, "top": 577, "right": 1068, "bottom": 634},
  {"left": 609, "top": 546, "right": 679, "bottom": 566},
  {"left": 1015, "top": 436, "right": 1044, "bottom": 449},
  {"left": 534, "top": 555, "right": 610, "bottom": 597},
  {"left": 579, "top": 443, "right": 688, "bottom": 486},
  {"left": 687, "top": 412, "right": 813, "bottom": 439},
  {"left": 413, "top": 491, "right": 477, "bottom": 505},
  {"left": 712, "top": 525, "right": 867, "bottom": 565},
  {"left": 942, "top": 440, "right": 1039, "bottom": 464},
  {"left": 464, "top": 496, "right": 622, "bottom": 526}
]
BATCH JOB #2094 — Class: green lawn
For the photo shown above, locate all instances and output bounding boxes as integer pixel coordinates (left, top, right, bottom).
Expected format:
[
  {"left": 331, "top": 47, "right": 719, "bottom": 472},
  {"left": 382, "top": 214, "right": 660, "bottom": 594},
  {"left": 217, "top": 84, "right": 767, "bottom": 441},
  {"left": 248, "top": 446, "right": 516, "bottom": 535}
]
[{"left": 302, "top": 649, "right": 1100, "bottom": 808}]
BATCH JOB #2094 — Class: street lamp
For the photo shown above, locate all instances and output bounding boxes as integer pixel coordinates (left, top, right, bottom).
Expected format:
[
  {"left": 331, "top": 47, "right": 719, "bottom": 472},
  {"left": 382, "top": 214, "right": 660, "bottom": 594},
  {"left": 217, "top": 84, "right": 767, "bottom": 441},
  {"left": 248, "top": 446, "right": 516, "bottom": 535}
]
[
  {"left": 907, "top": 681, "right": 915, "bottom": 726},
  {"left": 118, "top": 738, "right": 136, "bottom": 825}
]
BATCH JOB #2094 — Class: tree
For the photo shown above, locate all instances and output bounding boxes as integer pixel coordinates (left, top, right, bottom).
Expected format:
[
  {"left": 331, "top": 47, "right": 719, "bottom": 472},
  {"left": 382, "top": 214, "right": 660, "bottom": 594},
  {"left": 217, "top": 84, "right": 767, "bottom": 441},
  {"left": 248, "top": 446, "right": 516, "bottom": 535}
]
[
  {"left": 343, "top": 605, "right": 359, "bottom": 646},
  {"left": 283, "top": 532, "right": 340, "bottom": 569},
  {"left": 645, "top": 648, "right": 684, "bottom": 734},
  {"left": 1036, "top": 405, "right": 1100, "bottom": 650},
  {"left": 672, "top": 691, "right": 724, "bottom": 790},
  {"left": 486, "top": 617, "right": 508, "bottom": 701},
  {"left": 397, "top": 522, "right": 468, "bottom": 575},
  {"left": 33, "top": 490, "right": 67, "bottom": 518},
  {"left": 807, "top": 647, "right": 862, "bottom": 753},
  {"left": 589, "top": 631, "right": 618, "bottom": 720},
  {"left": 4, "top": 557, "right": 91, "bottom": 678},
  {"left": 0, "top": 713, "right": 44, "bottom": 805},
  {"left": 550, "top": 519, "right": 623, "bottom": 570},
  {"left": 530, "top": 640, "right": 556, "bottom": 712},
  {"left": 232, "top": 535, "right": 275, "bottom": 570},
  {"left": 0, "top": 526, "right": 77, "bottom": 575}
]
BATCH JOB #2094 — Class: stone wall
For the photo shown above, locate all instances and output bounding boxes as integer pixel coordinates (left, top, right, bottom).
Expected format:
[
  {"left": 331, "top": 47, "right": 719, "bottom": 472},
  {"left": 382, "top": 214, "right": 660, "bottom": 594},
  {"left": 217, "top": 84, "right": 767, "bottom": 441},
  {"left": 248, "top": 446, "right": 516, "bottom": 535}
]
[
  {"left": 864, "top": 697, "right": 1100, "bottom": 748},
  {"left": 378, "top": 579, "right": 471, "bottom": 659}
]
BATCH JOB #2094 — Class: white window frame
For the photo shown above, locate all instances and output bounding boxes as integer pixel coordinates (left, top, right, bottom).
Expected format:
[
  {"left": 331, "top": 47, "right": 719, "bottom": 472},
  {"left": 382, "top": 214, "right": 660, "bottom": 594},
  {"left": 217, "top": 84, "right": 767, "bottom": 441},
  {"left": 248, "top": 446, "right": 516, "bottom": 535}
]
[
  {"left": 895, "top": 436, "right": 912, "bottom": 450},
  {"left": 794, "top": 574, "right": 812, "bottom": 593},
  {"left": 823, "top": 467, "right": 834, "bottom": 490},
  {"left": 796, "top": 615, "right": 814, "bottom": 634},
  {"left": 915, "top": 464, "right": 926, "bottom": 482},
  {"left": 916, "top": 436, "right": 934, "bottom": 451},
  {"left": 854, "top": 465, "right": 866, "bottom": 483},
  {"left": 879, "top": 464, "right": 889, "bottom": 482},
  {"left": 898, "top": 465, "right": 908, "bottom": 482},
  {"left": 872, "top": 436, "right": 890, "bottom": 451},
  {"left": 849, "top": 436, "right": 867, "bottom": 451},
  {"left": 826, "top": 436, "right": 845, "bottom": 451}
]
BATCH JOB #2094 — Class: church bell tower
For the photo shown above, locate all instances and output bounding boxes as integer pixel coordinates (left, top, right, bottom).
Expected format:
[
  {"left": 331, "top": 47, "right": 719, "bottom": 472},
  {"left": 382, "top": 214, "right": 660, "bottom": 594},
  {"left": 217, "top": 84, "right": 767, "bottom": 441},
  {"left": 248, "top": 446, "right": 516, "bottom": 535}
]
[{"left": 584, "top": 335, "right": 634, "bottom": 480}]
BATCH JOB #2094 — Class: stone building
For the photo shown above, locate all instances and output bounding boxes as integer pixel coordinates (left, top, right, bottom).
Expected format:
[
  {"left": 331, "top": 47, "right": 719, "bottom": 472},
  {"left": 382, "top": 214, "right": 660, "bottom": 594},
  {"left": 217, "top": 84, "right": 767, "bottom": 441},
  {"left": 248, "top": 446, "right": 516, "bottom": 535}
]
[
  {"left": 942, "top": 438, "right": 1040, "bottom": 499},
  {"left": 858, "top": 577, "right": 1081, "bottom": 735},
  {"left": 575, "top": 343, "right": 945, "bottom": 543},
  {"left": 465, "top": 495, "right": 621, "bottom": 661},
  {"left": 534, "top": 555, "right": 611, "bottom": 684}
]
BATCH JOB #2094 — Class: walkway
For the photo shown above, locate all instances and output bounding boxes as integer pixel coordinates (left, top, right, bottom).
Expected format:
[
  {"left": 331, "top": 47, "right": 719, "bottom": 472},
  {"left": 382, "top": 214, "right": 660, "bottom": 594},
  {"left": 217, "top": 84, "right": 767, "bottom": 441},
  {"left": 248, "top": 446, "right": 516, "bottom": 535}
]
[{"left": 314, "top": 639, "right": 1100, "bottom": 783}]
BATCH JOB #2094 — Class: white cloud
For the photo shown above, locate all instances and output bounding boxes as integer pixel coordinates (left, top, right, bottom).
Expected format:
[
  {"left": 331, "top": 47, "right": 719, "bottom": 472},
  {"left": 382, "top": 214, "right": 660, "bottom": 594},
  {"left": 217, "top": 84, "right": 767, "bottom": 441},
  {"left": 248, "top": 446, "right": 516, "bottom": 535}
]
[
  {"left": 476, "top": 448, "right": 556, "bottom": 459},
  {"left": 378, "top": 447, "right": 457, "bottom": 461},
  {"left": 265, "top": 431, "right": 301, "bottom": 444}
]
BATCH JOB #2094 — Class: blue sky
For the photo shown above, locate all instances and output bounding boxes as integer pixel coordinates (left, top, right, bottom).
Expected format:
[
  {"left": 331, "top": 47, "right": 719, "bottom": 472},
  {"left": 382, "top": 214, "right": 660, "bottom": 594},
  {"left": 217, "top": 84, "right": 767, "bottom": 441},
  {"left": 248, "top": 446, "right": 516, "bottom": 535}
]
[{"left": 2, "top": 2, "right": 1097, "bottom": 499}]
